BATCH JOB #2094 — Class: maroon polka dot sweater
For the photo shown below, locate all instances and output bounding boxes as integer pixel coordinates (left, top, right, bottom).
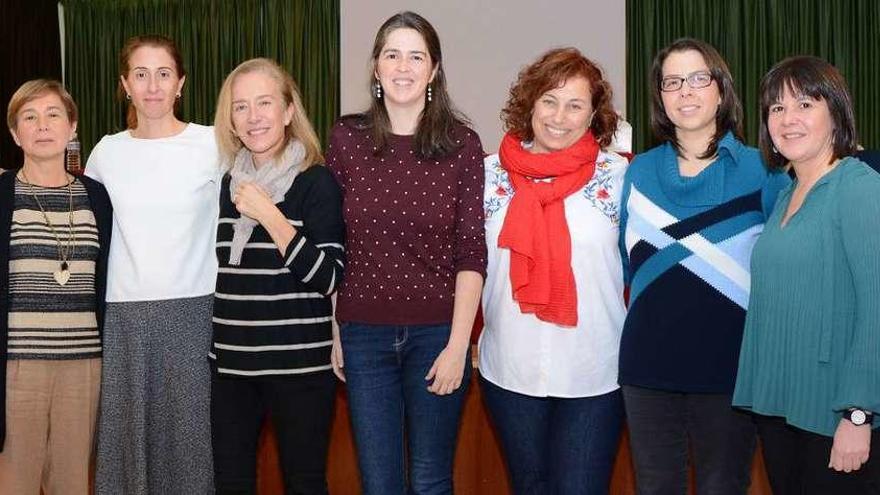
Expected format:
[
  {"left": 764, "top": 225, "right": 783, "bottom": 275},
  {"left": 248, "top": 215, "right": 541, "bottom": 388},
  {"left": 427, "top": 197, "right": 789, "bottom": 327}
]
[{"left": 326, "top": 118, "right": 487, "bottom": 325}]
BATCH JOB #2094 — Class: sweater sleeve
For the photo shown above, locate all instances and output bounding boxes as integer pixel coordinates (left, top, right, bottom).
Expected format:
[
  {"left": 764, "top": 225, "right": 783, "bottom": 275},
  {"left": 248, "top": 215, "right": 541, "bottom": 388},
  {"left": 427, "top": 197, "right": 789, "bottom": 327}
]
[
  {"left": 281, "top": 167, "right": 346, "bottom": 296},
  {"left": 324, "top": 121, "right": 348, "bottom": 195},
  {"left": 832, "top": 166, "right": 880, "bottom": 414},
  {"left": 453, "top": 129, "right": 487, "bottom": 277}
]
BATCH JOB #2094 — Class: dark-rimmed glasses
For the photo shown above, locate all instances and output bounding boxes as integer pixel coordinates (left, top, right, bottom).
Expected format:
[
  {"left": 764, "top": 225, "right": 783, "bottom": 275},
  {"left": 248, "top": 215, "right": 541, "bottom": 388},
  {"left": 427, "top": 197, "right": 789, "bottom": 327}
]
[{"left": 660, "top": 71, "right": 714, "bottom": 92}]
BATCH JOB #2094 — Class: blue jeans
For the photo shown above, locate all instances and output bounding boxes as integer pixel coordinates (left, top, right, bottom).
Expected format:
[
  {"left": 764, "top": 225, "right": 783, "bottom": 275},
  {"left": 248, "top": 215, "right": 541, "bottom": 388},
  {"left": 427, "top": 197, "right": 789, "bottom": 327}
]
[
  {"left": 340, "top": 323, "right": 471, "bottom": 495},
  {"left": 481, "top": 377, "right": 624, "bottom": 495}
]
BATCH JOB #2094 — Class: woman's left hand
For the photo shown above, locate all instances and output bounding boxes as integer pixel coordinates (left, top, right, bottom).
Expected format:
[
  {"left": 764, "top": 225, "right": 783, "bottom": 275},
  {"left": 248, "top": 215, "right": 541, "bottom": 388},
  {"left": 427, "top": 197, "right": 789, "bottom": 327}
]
[
  {"left": 233, "top": 181, "right": 280, "bottom": 225},
  {"left": 829, "top": 418, "right": 872, "bottom": 472},
  {"left": 425, "top": 345, "right": 467, "bottom": 396}
]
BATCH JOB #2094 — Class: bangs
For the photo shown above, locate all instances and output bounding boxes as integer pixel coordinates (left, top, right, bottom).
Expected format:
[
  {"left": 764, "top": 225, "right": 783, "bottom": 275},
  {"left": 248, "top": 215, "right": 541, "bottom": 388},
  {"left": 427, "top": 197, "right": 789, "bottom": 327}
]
[
  {"left": 758, "top": 55, "right": 858, "bottom": 167},
  {"left": 761, "top": 63, "right": 830, "bottom": 109}
]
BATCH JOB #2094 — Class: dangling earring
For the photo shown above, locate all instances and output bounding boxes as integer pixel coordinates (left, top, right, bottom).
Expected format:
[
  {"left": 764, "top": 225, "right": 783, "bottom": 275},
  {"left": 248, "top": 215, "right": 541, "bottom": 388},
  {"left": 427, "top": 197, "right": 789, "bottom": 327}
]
[
  {"left": 375, "top": 81, "right": 382, "bottom": 99},
  {"left": 427, "top": 84, "right": 433, "bottom": 102}
]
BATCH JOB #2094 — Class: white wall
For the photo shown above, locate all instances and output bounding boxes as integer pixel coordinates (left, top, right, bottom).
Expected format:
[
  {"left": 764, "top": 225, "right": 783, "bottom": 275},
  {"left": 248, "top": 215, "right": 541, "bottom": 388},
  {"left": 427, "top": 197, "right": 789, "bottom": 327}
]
[{"left": 341, "top": 1, "right": 626, "bottom": 153}]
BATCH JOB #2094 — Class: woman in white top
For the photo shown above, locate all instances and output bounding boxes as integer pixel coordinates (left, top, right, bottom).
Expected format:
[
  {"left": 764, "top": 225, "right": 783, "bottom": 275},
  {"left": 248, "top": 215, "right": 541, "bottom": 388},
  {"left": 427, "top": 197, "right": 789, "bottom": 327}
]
[
  {"left": 479, "top": 47, "right": 627, "bottom": 495},
  {"left": 85, "top": 35, "right": 220, "bottom": 495}
]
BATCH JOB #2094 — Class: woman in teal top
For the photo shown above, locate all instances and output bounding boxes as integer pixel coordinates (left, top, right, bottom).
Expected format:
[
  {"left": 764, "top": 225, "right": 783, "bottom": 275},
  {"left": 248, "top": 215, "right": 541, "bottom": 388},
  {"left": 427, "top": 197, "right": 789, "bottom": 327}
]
[{"left": 733, "top": 56, "right": 880, "bottom": 494}]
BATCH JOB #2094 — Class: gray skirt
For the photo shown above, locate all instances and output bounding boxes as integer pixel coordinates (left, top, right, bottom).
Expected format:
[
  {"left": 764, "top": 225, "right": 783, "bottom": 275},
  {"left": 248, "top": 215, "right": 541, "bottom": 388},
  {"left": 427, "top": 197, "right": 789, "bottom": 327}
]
[{"left": 95, "top": 294, "right": 214, "bottom": 495}]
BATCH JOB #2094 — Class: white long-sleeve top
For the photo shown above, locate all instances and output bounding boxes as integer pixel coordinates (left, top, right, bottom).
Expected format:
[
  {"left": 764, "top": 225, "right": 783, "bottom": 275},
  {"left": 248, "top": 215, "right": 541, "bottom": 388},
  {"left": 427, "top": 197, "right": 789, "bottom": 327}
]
[
  {"left": 479, "top": 151, "right": 628, "bottom": 398},
  {"left": 85, "top": 123, "right": 221, "bottom": 302}
]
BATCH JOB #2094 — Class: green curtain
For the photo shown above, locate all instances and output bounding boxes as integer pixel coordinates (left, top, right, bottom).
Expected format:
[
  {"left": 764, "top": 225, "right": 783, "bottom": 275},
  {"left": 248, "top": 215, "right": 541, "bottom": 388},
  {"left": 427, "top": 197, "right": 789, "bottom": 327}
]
[
  {"left": 626, "top": 0, "right": 880, "bottom": 153},
  {"left": 62, "top": 0, "right": 339, "bottom": 160}
]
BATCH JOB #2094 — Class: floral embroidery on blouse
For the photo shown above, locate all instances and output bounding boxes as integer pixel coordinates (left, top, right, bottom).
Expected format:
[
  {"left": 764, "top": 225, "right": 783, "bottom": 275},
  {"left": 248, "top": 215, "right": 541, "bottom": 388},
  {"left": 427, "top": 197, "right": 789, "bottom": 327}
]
[
  {"left": 484, "top": 157, "right": 513, "bottom": 220},
  {"left": 583, "top": 156, "right": 620, "bottom": 225},
  {"left": 484, "top": 153, "right": 623, "bottom": 225}
]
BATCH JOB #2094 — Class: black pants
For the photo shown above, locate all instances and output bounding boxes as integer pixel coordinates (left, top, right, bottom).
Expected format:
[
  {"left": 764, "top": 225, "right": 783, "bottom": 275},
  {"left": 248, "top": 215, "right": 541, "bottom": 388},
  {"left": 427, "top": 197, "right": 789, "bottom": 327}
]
[
  {"left": 211, "top": 370, "right": 337, "bottom": 495},
  {"left": 622, "top": 385, "right": 756, "bottom": 495},
  {"left": 756, "top": 415, "right": 880, "bottom": 495}
]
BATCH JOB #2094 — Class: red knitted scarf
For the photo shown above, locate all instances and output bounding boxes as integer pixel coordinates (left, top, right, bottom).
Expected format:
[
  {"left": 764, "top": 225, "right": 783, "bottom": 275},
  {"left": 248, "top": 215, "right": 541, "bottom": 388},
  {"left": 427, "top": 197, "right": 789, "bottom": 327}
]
[{"left": 497, "top": 131, "right": 599, "bottom": 326}]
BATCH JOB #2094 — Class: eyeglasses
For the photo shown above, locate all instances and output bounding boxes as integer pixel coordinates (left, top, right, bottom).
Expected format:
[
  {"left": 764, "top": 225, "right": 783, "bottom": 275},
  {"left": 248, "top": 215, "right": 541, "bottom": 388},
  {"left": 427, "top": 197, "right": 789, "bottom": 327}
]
[{"left": 660, "top": 71, "right": 714, "bottom": 92}]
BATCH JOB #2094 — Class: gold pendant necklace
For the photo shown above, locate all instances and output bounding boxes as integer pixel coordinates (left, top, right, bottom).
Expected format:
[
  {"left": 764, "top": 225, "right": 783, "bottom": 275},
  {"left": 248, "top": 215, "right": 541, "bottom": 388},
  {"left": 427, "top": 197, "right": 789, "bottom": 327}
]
[{"left": 19, "top": 169, "right": 75, "bottom": 286}]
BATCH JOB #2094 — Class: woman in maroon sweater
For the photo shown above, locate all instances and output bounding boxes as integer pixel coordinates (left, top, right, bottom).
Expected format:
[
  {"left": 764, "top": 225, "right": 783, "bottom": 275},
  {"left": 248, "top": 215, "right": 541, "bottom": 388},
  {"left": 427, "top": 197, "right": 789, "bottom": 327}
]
[{"left": 325, "top": 11, "right": 485, "bottom": 495}]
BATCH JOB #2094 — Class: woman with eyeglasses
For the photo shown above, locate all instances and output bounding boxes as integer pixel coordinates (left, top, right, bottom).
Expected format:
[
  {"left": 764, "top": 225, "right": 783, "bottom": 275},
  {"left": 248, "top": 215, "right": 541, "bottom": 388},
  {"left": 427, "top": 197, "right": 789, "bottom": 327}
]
[{"left": 617, "top": 38, "right": 789, "bottom": 494}]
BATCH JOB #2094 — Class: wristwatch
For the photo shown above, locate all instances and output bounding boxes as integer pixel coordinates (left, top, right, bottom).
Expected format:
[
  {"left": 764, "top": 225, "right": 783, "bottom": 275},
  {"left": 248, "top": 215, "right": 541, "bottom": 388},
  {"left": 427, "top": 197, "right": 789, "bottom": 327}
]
[{"left": 844, "top": 408, "right": 874, "bottom": 426}]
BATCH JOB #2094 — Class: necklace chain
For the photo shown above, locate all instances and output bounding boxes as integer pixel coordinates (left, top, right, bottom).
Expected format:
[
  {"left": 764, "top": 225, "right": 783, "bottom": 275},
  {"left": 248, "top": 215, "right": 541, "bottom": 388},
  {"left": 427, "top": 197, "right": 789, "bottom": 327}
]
[{"left": 19, "top": 169, "right": 76, "bottom": 271}]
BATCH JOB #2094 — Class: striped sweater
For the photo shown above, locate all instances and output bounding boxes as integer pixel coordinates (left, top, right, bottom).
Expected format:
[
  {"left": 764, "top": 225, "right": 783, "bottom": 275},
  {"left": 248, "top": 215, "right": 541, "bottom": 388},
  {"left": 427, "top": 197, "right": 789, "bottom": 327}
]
[
  {"left": 210, "top": 165, "right": 345, "bottom": 377},
  {"left": 8, "top": 178, "right": 101, "bottom": 359},
  {"left": 618, "top": 133, "right": 790, "bottom": 393},
  {"left": 0, "top": 170, "right": 112, "bottom": 452}
]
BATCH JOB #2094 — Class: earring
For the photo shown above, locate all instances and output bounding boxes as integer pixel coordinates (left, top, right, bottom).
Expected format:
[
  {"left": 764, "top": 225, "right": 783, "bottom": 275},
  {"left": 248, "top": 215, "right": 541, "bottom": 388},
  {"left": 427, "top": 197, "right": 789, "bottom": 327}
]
[
  {"left": 176, "top": 92, "right": 181, "bottom": 99},
  {"left": 375, "top": 82, "right": 382, "bottom": 99},
  {"left": 772, "top": 145, "right": 779, "bottom": 154},
  {"left": 427, "top": 84, "right": 433, "bottom": 102},
  {"left": 126, "top": 94, "right": 131, "bottom": 100}
]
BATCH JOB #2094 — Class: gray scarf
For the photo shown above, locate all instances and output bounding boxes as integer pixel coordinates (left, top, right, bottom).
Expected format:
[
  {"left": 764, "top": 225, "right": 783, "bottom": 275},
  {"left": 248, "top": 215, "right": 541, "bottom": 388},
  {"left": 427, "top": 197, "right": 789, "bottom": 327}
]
[{"left": 228, "top": 140, "right": 305, "bottom": 265}]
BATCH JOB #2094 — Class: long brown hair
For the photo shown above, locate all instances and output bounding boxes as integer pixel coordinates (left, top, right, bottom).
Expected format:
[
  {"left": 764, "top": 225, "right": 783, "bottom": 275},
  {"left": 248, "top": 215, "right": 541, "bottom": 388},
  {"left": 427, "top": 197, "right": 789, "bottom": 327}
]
[
  {"left": 118, "top": 34, "right": 186, "bottom": 129},
  {"left": 346, "top": 11, "right": 468, "bottom": 159}
]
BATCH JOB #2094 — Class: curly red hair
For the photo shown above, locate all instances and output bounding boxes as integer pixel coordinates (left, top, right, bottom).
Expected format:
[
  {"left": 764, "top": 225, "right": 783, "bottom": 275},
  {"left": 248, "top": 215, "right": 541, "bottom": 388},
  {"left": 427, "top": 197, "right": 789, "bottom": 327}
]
[{"left": 501, "top": 47, "right": 618, "bottom": 148}]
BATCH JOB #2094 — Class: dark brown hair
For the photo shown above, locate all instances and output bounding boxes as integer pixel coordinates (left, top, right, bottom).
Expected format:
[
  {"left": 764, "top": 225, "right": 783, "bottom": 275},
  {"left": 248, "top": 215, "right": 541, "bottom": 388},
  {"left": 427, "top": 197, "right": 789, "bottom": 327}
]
[
  {"left": 118, "top": 34, "right": 186, "bottom": 129},
  {"left": 501, "top": 47, "right": 618, "bottom": 148},
  {"left": 650, "top": 38, "right": 743, "bottom": 159},
  {"left": 346, "top": 11, "right": 468, "bottom": 159},
  {"left": 758, "top": 56, "right": 858, "bottom": 169}
]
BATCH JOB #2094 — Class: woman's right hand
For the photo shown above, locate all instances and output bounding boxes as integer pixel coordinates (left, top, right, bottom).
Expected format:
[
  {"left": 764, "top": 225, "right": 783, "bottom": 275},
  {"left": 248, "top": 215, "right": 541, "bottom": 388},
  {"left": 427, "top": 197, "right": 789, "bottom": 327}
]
[{"left": 331, "top": 319, "right": 345, "bottom": 382}]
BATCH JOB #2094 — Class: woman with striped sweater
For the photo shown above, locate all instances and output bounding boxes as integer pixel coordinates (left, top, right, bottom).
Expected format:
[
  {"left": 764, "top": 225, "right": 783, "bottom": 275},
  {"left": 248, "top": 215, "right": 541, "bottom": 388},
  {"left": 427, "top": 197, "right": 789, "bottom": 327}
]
[
  {"left": 0, "top": 79, "right": 111, "bottom": 495},
  {"left": 210, "top": 58, "right": 344, "bottom": 495}
]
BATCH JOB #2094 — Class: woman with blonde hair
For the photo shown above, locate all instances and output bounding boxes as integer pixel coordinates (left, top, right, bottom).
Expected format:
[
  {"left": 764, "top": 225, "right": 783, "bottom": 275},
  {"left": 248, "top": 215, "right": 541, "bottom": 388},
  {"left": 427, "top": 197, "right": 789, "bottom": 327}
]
[{"left": 210, "top": 57, "right": 344, "bottom": 495}]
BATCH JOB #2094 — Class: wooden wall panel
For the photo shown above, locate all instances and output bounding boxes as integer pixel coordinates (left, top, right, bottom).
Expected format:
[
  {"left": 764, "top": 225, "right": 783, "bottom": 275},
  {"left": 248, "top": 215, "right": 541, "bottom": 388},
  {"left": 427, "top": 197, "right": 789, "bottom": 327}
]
[{"left": 255, "top": 373, "right": 772, "bottom": 494}]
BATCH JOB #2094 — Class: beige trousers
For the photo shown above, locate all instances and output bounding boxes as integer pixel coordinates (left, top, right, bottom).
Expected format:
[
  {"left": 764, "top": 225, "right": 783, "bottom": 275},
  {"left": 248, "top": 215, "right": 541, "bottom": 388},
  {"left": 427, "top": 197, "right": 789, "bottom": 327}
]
[{"left": 0, "top": 358, "right": 101, "bottom": 495}]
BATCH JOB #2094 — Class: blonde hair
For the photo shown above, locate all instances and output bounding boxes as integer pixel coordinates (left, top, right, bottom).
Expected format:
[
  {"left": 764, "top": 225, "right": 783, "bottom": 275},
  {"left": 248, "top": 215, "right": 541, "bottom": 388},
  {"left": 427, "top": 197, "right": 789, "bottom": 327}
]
[
  {"left": 7, "top": 79, "right": 78, "bottom": 131},
  {"left": 214, "top": 58, "right": 322, "bottom": 169}
]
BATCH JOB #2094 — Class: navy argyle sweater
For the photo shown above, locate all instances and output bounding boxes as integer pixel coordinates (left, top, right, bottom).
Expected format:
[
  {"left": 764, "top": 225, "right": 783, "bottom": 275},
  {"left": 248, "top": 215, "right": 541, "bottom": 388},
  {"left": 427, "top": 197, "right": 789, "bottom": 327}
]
[{"left": 618, "top": 133, "right": 789, "bottom": 393}]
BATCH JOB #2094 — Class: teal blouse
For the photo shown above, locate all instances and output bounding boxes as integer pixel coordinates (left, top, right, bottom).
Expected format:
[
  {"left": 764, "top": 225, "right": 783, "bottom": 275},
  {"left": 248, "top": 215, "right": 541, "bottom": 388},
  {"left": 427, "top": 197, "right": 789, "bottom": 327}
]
[{"left": 733, "top": 157, "right": 880, "bottom": 437}]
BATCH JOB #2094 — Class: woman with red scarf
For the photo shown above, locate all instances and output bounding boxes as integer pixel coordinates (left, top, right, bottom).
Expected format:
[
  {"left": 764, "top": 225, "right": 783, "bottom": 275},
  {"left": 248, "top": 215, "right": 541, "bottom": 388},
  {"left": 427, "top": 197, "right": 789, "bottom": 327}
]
[{"left": 479, "top": 47, "right": 627, "bottom": 495}]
